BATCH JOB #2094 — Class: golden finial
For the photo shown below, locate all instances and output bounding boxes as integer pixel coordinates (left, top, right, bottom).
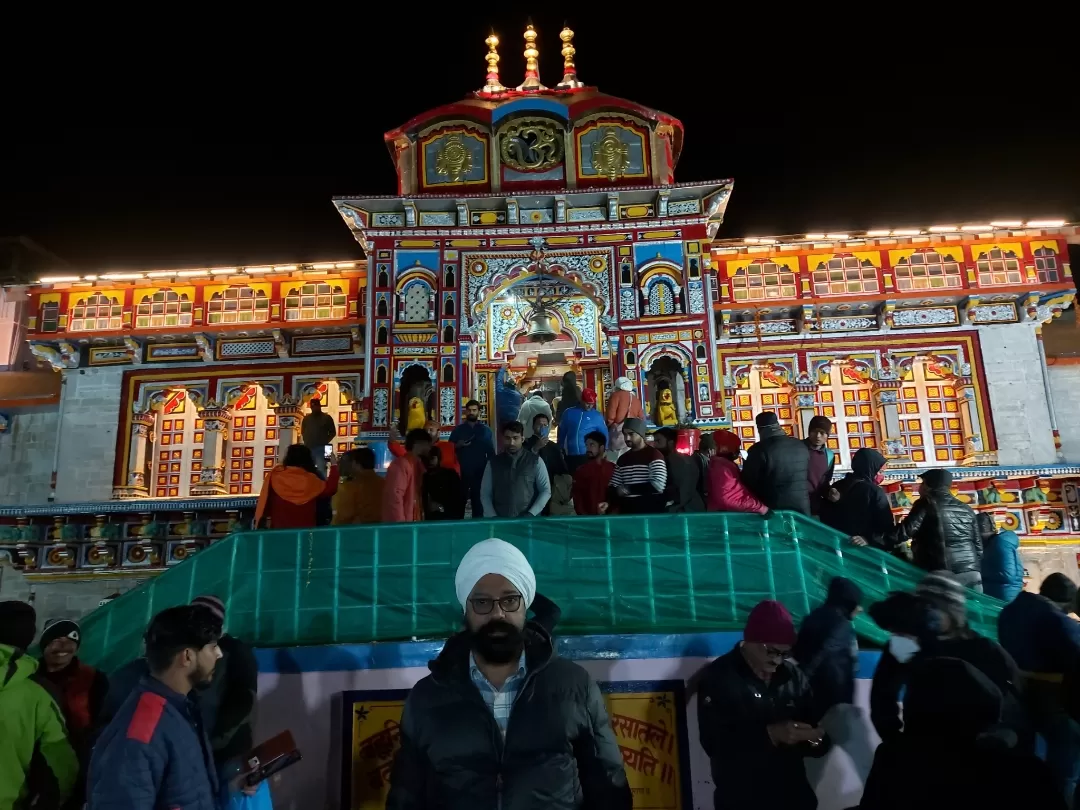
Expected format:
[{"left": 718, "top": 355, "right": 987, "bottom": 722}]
[
  {"left": 516, "top": 23, "right": 546, "bottom": 91},
  {"left": 481, "top": 33, "right": 505, "bottom": 94},
  {"left": 556, "top": 26, "right": 583, "bottom": 89}
]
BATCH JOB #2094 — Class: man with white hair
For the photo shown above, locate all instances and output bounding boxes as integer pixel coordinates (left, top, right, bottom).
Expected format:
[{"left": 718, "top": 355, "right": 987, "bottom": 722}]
[{"left": 387, "top": 539, "right": 631, "bottom": 810}]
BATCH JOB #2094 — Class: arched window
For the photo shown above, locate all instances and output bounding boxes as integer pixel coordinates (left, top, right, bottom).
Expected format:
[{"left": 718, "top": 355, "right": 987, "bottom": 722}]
[
  {"left": 620, "top": 262, "right": 633, "bottom": 285},
  {"left": 975, "top": 248, "right": 1022, "bottom": 287},
  {"left": 812, "top": 256, "right": 879, "bottom": 296},
  {"left": 730, "top": 261, "right": 797, "bottom": 302},
  {"left": 402, "top": 282, "right": 432, "bottom": 323},
  {"left": 1034, "top": 247, "right": 1061, "bottom": 283},
  {"left": 135, "top": 290, "right": 193, "bottom": 329},
  {"left": 625, "top": 350, "right": 636, "bottom": 366},
  {"left": 814, "top": 361, "right": 877, "bottom": 469},
  {"left": 378, "top": 270, "right": 389, "bottom": 287},
  {"left": 725, "top": 366, "right": 795, "bottom": 451},
  {"left": 443, "top": 324, "right": 455, "bottom": 343},
  {"left": 152, "top": 389, "right": 203, "bottom": 498},
  {"left": 893, "top": 251, "right": 962, "bottom": 292},
  {"left": 226, "top": 385, "right": 278, "bottom": 495},
  {"left": 442, "top": 363, "right": 455, "bottom": 383},
  {"left": 695, "top": 345, "right": 707, "bottom": 362},
  {"left": 284, "top": 283, "right": 347, "bottom": 321},
  {"left": 377, "top": 325, "right": 388, "bottom": 345},
  {"left": 376, "top": 366, "right": 388, "bottom": 384},
  {"left": 899, "top": 359, "right": 964, "bottom": 464},
  {"left": 39, "top": 300, "right": 59, "bottom": 333},
  {"left": 444, "top": 266, "right": 456, "bottom": 287},
  {"left": 444, "top": 296, "right": 455, "bottom": 316},
  {"left": 688, "top": 258, "right": 701, "bottom": 279},
  {"left": 377, "top": 298, "right": 389, "bottom": 317},
  {"left": 648, "top": 281, "right": 675, "bottom": 316},
  {"left": 69, "top": 293, "right": 122, "bottom": 331},
  {"left": 207, "top": 286, "right": 270, "bottom": 325}
]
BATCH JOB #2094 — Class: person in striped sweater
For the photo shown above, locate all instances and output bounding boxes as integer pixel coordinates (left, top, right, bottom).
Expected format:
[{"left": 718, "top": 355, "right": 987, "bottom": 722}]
[{"left": 607, "top": 418, "right": 667, "bottom": 514}]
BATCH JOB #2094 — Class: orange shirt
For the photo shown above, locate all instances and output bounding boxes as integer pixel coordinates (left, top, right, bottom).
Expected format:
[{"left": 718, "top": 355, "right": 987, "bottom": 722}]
[{"left": 388, "top": 438, "right": 459, "bottom": 474}]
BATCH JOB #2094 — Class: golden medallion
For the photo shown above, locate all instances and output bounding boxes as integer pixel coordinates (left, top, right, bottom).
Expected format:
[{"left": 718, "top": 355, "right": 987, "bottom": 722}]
[
  {"left": 499, "top": 119, "right": 564, "bottom": 171},
  {"left": 592, "top": 129, "right": 630, "bottom": 182},
  {"left": 435, "top": 133, "right": 473, "bottom": 183}
]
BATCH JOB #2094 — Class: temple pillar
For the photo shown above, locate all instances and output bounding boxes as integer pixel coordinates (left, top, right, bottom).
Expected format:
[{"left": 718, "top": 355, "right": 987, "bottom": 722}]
[
  {"left": 794, "top": 378, "right": 817, "bottom": 438},
  {"left": 113, "top": 410, "right": 155, "bottom": 499},
  {"left": 954, "top": 375, "right": 990, "bottom": 465},
  {"left": 190, "top": 404, "right": 231, "bottom": 497},
  {"left": 274, "top": 397, "right": 303, "bottom": 460},
  {"left": 872, "top": 379, "right": 910, "bottom": 466}
]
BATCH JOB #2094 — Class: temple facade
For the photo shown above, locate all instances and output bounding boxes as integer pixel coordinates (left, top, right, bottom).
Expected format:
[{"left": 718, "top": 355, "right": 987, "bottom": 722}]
[{"left": 0, "top": 24, "right": 1077, "bottom": 588}]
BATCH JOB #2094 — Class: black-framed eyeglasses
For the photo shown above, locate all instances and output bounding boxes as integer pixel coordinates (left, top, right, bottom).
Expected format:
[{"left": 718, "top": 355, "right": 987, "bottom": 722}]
[
  {"left": 469, "top": 595, "right": 523, "bottom": 615},
  {"left": 763, "top": 645, "right": 792, "bottom": 661}
]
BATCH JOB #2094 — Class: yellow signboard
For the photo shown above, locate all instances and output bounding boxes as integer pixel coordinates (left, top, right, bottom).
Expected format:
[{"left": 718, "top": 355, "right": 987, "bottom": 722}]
[{"left": 341, "top": 680, "right": 689, "bottom": 810}]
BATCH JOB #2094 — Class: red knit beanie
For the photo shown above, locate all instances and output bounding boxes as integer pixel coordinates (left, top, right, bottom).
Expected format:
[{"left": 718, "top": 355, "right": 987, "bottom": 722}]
[{"left": 744, "top": 600, "right": 796, "bottom": 645}]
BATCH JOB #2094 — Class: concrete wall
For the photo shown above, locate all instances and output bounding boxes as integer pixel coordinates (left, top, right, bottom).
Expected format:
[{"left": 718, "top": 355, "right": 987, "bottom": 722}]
[
  {"left": 0, "top": 563, "right": 148, "bottom": 638},
  {"left": 1049, "top": 363, "right": 1080, "bottom": 463},
  {"left": 0, "top": 365, "right": 125, "bottom": 505},
  {"left": 977, "top": 323, "right": 1058, "bottom": 466}
]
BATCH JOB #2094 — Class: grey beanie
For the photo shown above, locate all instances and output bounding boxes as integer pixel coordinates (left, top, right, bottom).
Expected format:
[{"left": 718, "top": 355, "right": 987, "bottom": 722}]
[{"left": 623, "top": 417, "right": 648, "bottom": 439}]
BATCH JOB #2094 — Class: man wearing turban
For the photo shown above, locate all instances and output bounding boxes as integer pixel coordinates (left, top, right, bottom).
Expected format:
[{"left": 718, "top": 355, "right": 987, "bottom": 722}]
[{"left": 387, "top": 539, "right": 631, "bottom": 810}]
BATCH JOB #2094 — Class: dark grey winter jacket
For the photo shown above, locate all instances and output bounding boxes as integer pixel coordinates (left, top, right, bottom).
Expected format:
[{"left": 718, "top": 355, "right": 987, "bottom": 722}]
[{"left": 386, "top": 624, "right": 631, "bottom": 810}]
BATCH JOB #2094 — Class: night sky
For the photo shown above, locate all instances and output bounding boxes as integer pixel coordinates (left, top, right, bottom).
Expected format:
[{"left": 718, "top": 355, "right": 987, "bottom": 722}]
[{"left": 3, "top": 16, "right": 1077, "bottom": 272}]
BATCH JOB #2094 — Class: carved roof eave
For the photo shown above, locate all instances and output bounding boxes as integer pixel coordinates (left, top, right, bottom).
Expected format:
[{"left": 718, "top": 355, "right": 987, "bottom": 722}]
[{"left": 334, "top": 179, "right": 733, "bottom": 247}]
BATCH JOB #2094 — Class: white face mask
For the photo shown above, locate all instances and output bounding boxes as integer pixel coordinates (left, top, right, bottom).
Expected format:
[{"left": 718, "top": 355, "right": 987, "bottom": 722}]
[{"left": 887, "top": 634, "right": 920, "bottom": 663}]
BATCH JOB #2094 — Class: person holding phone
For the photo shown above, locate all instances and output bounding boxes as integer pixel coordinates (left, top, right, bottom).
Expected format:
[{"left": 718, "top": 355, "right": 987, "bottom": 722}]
[
  {"left": 300, "top": 397, "right": 337, "bottom": 477},
  {"left": 254, "top": 445, "right": 339, "bottom": 530},
  {"left": 695, "top": 600, "right": 827, "bottom": 810}
]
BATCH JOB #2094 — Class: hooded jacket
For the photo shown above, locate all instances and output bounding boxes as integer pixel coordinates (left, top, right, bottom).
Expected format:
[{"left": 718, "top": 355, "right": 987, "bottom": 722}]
[
  {"left": 517, "top": 396, "right": 553, "bottom": 440},
  {"left": 496, "top": 367, "right": 524, "bottom": 428},
  {"left": 860, "top": 657, "right": 1064, "bottom": 810},
  {"left": 385, "top": 624, "right": 631, "bottom": 810},
  {"left": 706, "top": 456, "right": 767, "bottom": 514},
  {"left": 740, "top": 423, "right": 812, "bottom": 515},
  {"left": 821, "top": 448, "right": 895, "bottom": 547},
  {"left": 254, "top": 464, "right": 340, "bottom": 529},
  {"left": 893, "top": 485, "right": 982, "bottom": 575},
  {"left": 793, "top": 578, "right": 861, "bottom": 712},
  {"left": 553, "top": 372, "right": 581, "bottom": 426},
  {"left": 0, "top": 645, "right": 79, "bottom": 810},
  {"left": 980, "top": 529, "right": 1024, "bottom": 602},
  {"left": 604, "top": 380, "right": 643, "bottom": 426},
  {"left": 556, "top": 405, "right": 608, "bottom": 458}
]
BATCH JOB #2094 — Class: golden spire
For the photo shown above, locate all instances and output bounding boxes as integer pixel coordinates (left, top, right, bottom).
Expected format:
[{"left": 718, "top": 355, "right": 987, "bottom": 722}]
[
  {"left": 556, "top": 26, "right": 583, "bottom": 89},
  {"left": 481, "top": 33, "right": 506, "bottom": 94},
  {"left": 516, "top": 23, "right": 546, "bottom": 91}
]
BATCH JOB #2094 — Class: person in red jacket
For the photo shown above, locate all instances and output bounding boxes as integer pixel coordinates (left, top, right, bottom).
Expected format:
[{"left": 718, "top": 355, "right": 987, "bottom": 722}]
[
  {"left": 706, "top": 429, "right": 770, "bottom": 515},
  {"left": 388, "top": 419, "right": 459, "bottom": 474},
  {"left": 38, "top": 618, "right": 107, "bottom": 810},
  {"left": 255, "top": 444, "right": 340, "bottom": 529},
  {"left": 573, "top": 430, "right": 615, "bottom": 515},
  {"left": 384, "top": 428, "right": 432, "bottom": 523}
]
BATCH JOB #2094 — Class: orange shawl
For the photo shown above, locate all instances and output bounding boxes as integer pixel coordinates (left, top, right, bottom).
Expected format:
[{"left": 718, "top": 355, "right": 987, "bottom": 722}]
[{"left": 254, "top": 465, "right": 328, "bottom": 526}]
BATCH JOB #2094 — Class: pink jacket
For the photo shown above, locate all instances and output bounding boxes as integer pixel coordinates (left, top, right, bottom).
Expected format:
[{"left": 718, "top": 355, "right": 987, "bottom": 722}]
[
  {"left": 706, "top": 457, "right": 768, "bottom": 514},
  {"left": 383, "top": 454, "right": 424, "bottom": 523}
]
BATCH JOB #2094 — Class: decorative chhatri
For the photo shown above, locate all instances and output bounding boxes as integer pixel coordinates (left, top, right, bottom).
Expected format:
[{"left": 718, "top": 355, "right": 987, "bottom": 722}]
[
  {"left": 556, "top": 26, "right": 583, "bottom": 89},
  {"left": 516, "top": 23, "right": 546, "bottom": 91},
  {"left": 481, "top": 33, "right": 505, "bottom": 94}
]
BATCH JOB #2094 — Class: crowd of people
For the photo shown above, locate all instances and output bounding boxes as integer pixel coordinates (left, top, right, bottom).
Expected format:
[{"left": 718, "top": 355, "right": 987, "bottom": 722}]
[
  {"left": 0, "top": 596, "right": 260, "bottom": 810},
  {"left": 6, "top": 535, "right": 1080, "bottom": 810}
]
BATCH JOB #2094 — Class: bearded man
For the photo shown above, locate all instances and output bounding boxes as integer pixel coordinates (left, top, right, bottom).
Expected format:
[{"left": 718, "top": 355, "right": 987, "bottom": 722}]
[{"left": 387, "top": 539, "right": 631, "bottom": 810}]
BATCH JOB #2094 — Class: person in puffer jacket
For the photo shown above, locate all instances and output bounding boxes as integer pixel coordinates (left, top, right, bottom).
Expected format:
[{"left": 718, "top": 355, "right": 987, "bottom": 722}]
[
  {"left": 556, "top": 389, "right": 608, "bottom": 474},
  {"left": 821, "top": 448, "right": 895, "bottom": 549},
  {"left": 889, "top": 468, "right": 983, "bottom": 589},
  {"left": 88, "top": 604, "right": 224, "bottom": 810},
  {"left": 705, "top": 429, "right": 768, "bottom": 515},
  {"left": 741, "top": 411, "right": 811, "bottom": 515},
  {"left": 978, "top": 512, "right": 1024, "bottom": 602}
]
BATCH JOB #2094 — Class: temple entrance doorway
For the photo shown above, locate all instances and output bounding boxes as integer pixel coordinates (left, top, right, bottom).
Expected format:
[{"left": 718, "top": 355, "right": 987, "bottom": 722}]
[{"left": 644, "top": 355, "right": 689, "bottom": 426}]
